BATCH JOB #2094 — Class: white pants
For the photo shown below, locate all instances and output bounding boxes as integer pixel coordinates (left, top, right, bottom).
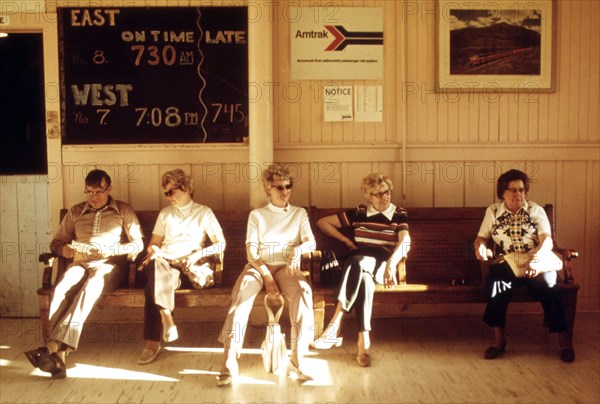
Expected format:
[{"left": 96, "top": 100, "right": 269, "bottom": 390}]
[{"left": 219, "top": 264, "right": 314, "bottom": 356}]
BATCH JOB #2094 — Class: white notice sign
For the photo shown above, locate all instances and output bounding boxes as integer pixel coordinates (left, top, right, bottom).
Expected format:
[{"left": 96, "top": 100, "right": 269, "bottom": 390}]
[
  {"left": 324, "top": 85, "right": 353, "bottom": 122},
  {"left": 354, "top": 85, "right": 383, "bottom": 122}
]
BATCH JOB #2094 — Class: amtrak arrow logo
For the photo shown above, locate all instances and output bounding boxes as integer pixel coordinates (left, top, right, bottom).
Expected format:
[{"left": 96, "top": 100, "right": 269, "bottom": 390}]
[{"left": 325, "top": 25, "right": 383, "bottom": 51}]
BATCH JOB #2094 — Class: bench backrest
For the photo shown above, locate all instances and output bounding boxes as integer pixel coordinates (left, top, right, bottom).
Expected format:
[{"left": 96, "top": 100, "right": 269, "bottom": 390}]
[{"left": 310, "top": 206, "right": 524, "bottom": 285}]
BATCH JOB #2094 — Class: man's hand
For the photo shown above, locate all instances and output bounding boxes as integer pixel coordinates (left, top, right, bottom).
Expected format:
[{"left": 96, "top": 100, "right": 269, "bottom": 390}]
[{"left": 86, "top": 245, "right": 108, "bottom": 260}]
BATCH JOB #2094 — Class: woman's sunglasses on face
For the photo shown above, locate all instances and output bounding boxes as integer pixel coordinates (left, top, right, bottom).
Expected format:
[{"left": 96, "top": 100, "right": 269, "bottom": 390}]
[
  {"left": 164, "top": 187, "right": 181, "bottom": 197},
  {"left": 272, "top": 184, "right": 293, "bottom": 191}
]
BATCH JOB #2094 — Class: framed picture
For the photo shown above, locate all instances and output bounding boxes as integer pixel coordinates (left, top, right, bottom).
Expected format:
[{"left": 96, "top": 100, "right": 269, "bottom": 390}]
[{"left": 437, "top": 0, "right": 555, "bottom": 91}]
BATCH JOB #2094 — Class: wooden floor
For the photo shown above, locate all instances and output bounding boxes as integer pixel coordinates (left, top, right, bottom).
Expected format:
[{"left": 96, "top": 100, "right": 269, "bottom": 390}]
[{"left": 1, "top": 312, "right": 598, "bottom": 403}]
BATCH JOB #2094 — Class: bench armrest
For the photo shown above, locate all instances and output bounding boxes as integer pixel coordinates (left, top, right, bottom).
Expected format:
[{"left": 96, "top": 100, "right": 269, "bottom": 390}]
[
  {"left": 38, "top": 253, "right": 58, "bottom": 289},
  {"left": 553, "top": 247, "right": 579, "bottom": 283},
  {"left": 304, "top": 251, "right": 322, "bottom": 286}
]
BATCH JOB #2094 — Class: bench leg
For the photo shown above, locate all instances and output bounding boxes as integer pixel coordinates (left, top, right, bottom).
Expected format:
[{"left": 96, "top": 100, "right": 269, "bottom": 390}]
[
  {"left": 312, "top": 293, "right": 326, "bottom": 340},
  {"left": 38, "top": 295, "right": 50, "bottom": 343}
]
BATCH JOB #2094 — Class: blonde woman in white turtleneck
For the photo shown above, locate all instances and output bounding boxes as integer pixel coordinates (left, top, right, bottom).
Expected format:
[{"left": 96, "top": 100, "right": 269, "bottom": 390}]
[
  {"left": 137, "top": 169, "right": 226, "bottom": 365},
  {"left": 217, "top": 164, "right": 316, "bottom": 386}
]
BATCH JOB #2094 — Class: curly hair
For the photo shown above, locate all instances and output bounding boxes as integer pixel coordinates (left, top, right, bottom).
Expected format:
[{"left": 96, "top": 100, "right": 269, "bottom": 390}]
[
  {"left": 360, "top": 172, "right": 393, "bottom": 198},
  {"left": 85, "top": 169, "right": 111, "bottom": 188},
  {"left": 496, "top": 169, "right": 529, "bottom": 199},
  {"left": 162, "top": 169, "right": 194, "bottom": 195},
  {"left": 261, "top": 163, "right": 294, "bottom": 195}
]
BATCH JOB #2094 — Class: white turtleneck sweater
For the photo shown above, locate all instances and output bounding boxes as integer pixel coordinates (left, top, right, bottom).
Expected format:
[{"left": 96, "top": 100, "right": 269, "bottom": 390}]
[{"left": 246, "top": 202, "right": 316, "bottom": 266}]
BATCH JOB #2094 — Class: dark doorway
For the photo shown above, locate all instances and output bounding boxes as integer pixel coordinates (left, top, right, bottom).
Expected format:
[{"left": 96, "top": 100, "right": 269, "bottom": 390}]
[{"left": 0, "top": 33, "right": 47, "bottom": 174}]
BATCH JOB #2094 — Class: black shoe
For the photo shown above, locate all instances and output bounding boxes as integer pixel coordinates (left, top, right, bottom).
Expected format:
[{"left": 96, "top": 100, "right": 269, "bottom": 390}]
[
  {"left": 24, "top": 347, "right": 49, "bottom": 369},
  {"left": 560, "top": 348, "right": 575, "bottom": 363},
  {"left": 46, "top": 353, "right": 67, "bottom": 379},
  {"left": 484, "top": 341, "right": 506, "bottom": 360},
  {"left": 25, "top": 346, "right": 67, "bottom": 378}
]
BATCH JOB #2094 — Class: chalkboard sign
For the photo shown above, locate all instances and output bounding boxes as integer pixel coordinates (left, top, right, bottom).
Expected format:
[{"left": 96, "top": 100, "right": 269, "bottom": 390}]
[{"left": 58, "top": 7, "right": 248, "bottom": 144}]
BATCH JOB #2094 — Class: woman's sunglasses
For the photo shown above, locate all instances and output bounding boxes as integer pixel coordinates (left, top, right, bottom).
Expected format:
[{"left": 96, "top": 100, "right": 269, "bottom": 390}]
[
  {"left": 272, "top": 184, "right": 293, "bottom": 191},
  {"left": 164, "top": 187, "right": 181, "bottom": 197}
]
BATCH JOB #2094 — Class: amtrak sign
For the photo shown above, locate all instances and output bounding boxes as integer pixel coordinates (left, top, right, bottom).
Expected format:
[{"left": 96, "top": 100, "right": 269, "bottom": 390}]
[{"left": 291, "top": 8, "right": 383, "bottom": 80}]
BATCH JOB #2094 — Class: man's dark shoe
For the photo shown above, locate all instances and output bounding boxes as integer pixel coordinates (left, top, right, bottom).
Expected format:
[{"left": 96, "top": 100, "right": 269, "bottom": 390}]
[
  {"left": 24, "top": 347, "right": 49, "bottom": 369},
  {"left": 26, "top": 347, "right": 67, "bottom": 378},
  {"left": 47, "top": 352, "right": 67, "bottom": 379}
]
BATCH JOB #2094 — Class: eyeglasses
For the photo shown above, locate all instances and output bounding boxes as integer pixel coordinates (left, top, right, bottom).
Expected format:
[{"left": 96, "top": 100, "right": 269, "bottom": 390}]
[
  {"left": 370, "top": 190, "right": 391, "bottom": 198},
  {"left": 164, "top": 187, "right": 181, "bottom": 197},
  {"left": 84, "top": 187, "right": 108, "bottom": 196},
  {"left": 272, "top": 184, "right": 293, "bottom": 191},
  {"left": 507, "top": 187, "right": 526, "bottom": 194}
]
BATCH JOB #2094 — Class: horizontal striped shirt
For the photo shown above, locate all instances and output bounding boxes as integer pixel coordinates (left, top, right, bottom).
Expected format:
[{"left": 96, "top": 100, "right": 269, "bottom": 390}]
[{"left": 338, "top": 204, "right": 409, "bottom": 251}]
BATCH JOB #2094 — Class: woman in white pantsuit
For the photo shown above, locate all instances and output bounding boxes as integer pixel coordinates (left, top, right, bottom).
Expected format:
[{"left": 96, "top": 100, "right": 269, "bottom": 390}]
[{"left": 217, "top": 164, "right": 316, "bottom": 386}]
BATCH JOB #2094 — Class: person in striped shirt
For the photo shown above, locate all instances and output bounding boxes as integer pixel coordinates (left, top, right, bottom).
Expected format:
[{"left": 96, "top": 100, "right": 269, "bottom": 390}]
[{"left": 312, "top": 173, "right": 410, "bottom": 367}]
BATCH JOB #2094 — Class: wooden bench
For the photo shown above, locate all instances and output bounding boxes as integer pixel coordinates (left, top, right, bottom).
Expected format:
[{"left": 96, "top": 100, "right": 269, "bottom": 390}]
[
  {"left": 37, "top": 204, "right": 580, "bottom": 341},
  {"left": 307, "top": 205, "right": 580, "bottom": 336}
]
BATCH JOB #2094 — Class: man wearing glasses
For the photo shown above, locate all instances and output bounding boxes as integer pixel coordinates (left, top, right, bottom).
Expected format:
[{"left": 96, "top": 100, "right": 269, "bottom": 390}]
[{"left": 25, "top": 169, "right": 144, "bottom": 378}]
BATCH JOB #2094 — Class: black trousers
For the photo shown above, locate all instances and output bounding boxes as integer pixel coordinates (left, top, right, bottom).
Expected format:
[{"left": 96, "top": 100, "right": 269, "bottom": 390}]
[
  {"left": 483, "top": 262, "right": 567, "bottom": 333},
  {"left": 335, "top": 255, "right": 385, "bottom": 332},
  {"left": 143, "top": 257, "right": 192, "bottom": 342}
]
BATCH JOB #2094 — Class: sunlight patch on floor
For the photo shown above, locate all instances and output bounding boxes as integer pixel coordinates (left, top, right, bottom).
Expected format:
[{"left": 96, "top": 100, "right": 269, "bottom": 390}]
[{"left": 177, "top": 357, "right": 333, "bottom": 386}]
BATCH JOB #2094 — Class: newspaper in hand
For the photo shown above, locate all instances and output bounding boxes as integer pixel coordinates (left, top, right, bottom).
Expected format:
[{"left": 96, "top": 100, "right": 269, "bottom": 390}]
[
  {"left": 69, "top": 241, "right": 106, "bottom": 260},
  {"left": 70, "top": 241, "right": 98, "bottom": 254}
]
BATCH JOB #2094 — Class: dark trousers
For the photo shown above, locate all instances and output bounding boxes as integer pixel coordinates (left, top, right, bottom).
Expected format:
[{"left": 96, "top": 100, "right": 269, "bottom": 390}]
[
  {"left": 483, "top": 262, "right": 567, "bottom": 333},
  {"left": 143, "top": 257, "right": 192, "bottom": 342},
  {"left": 335, "top": 255, "right": 385, "bottom": 332}
]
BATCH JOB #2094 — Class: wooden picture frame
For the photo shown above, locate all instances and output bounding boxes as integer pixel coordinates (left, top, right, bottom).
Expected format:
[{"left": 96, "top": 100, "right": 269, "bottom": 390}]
[{"left": 437, "top": 0, "right": 555, "bottom": 91}]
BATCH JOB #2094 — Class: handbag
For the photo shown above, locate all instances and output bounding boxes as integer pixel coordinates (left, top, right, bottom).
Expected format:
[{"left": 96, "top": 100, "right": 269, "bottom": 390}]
[
  {"left": 529, "top": 250, "right": 564, "bottom": 273},
  {"left": 320, "top": 250, "right": 341, "bottom": 287},
  {"left": 503, "top": 250, "right": 563, "bottom": 278},
  {"left": 182, "top": 263, "right": 215, "bottom": 289},
  {"left": 261, "top": 295, "right": 288, "bottom": 373}
]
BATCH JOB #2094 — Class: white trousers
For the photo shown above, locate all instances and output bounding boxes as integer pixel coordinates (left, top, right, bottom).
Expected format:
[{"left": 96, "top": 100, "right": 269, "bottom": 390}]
[{"left": 219, "top": 264, "right": 314, "bottom": 356}]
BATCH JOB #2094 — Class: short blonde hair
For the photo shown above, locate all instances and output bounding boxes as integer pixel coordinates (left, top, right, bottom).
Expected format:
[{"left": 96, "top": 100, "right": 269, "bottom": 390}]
[
  {"left": 361, "top": 173, "right": 393, "bottom": 198},
  {"left": 162, "top": 169, "right": 194, "bottom": 195},
  {"left": 262, "top": 163, "right": 294, "bottom": 195}
]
